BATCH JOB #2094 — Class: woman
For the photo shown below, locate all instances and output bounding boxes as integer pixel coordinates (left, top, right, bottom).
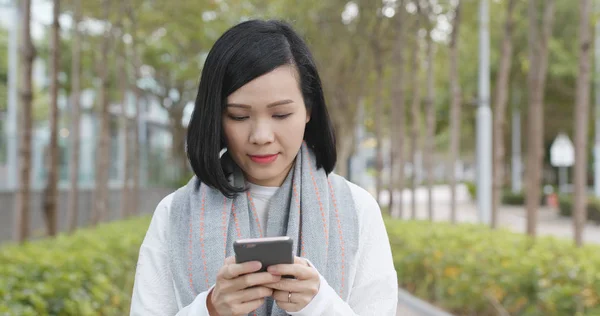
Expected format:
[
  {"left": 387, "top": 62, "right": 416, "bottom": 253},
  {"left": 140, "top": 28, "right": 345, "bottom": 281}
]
[{"left": 130, "top": 19, "right": 398, "bottom": 316}]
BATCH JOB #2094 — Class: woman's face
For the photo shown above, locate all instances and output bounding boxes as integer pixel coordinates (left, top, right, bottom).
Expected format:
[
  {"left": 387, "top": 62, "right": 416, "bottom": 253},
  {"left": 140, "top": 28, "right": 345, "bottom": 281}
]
[{"left": 223, "top": 65, "right": 310, "bottom": 187}]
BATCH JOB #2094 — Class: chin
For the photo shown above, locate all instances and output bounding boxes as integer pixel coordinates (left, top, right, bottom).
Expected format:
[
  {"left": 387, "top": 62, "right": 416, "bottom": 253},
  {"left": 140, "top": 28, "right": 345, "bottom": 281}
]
[{"left": 245, "top": 165, "right": 288, "bottom": 185}]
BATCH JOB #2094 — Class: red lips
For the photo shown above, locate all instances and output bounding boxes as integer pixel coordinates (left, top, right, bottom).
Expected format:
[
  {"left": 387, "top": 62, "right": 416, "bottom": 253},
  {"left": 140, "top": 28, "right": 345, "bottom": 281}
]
[{"left": 248, "top": 154, "right": 279, "bottom": 164}]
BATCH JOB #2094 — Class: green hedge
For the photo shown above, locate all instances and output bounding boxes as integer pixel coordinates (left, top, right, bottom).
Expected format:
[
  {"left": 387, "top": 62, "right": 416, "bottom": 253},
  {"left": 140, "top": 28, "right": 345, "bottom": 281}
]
[
  {"left": 501, "top": 191, "right": 525, "bottom": 205},
  {"left": 558, "top": 196, "right": 600, "bottom": 224},
  {"left": 0, "top": 216, "right": 152, "bottom": 316},
  {"left": 4, "top": 214, "right": 600, "bottom": 316},
  {"left": 465, "top": 182, "right": 543, "bottom": 206},
  {"left": 386, "top": 218, "right": 600, "bottom": 316},
  {"left": 500, "top": 191, "right": 546, "bottom": 206}
]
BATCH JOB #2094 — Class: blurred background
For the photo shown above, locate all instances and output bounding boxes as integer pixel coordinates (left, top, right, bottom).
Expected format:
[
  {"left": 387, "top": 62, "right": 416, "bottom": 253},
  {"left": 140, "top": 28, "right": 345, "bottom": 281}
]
[{"left": 1, "top": 0, "right": 600, "bottom": 315}]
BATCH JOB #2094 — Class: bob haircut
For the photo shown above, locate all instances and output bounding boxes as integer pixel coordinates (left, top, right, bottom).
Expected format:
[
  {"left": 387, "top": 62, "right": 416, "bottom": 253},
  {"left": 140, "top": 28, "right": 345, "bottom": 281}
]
[{"left": 186, "top": 19, "right": 337, "bottom": 197}]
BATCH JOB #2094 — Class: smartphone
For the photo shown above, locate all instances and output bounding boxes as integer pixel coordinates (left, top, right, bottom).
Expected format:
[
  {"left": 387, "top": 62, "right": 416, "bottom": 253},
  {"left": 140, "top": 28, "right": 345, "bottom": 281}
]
[{"left": 233, "top": 236, "right": 294, "bottom": 273}]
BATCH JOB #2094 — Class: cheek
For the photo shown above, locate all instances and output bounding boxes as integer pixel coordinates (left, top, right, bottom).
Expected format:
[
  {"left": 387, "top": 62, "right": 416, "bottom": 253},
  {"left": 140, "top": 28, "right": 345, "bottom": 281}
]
[
  {"left": 278, "top": 117, "right": 307, "bottom": 148},
  {"left": 222, "top": 122, "right": 243, "bottom": 148}
]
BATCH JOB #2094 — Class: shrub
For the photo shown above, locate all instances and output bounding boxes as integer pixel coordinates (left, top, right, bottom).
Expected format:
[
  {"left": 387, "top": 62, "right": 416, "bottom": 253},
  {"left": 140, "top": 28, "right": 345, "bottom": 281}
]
[
  {"left": 468, "top": 185, "right": 546, "bottom": 206},
  {"left": 559, "top": 195, "right": 573, "bottom": 217},
  {"left": 558, "top": 196, "right": 600, "bottom": 224},
  {"left": 501, "top": 191, "right": 525, "bottom": 205},
  {"left": 465, "top": 181, "right": 477, "bottom": 200},
  {"left": 4, "top": 213, "right": 600, "bottom": 316},
  {"left": 0, "top": 216, "right": 151, "bottom": 316},
  {"left": 385, "top": 219, "right": 600, "bottom": 316}
]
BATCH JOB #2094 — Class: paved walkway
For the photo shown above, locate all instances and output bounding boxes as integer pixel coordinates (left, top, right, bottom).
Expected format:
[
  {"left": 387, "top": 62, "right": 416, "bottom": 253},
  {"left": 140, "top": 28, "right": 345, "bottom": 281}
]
[
  {"left": 397, "top": 305, "right": 420, "bottom": 316},
  {"left": 379, "top": 184, "right": 600, "bottom": 244}
]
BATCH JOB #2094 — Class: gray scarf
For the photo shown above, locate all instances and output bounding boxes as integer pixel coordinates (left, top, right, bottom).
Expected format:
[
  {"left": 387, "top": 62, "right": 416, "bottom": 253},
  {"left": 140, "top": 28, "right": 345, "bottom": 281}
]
[{"left": 169, "top": 143, "right": 359, "bottom": 316}]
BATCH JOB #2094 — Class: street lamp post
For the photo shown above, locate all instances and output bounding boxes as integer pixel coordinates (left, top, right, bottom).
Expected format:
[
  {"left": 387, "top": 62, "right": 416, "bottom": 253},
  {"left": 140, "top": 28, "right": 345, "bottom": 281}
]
[
  {"left": 5, "top": 0, "right": 19, "bottom": 190},
  {"left": 477, "top": 0, "right": 492, "bottom": 224},
  {"left": 594, "top": 0, "right": 600, "bottom": 197}
]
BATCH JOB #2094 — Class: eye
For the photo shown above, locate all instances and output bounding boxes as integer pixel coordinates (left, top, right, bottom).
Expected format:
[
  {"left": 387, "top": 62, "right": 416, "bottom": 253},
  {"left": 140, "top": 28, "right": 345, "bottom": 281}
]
[
  {"left": 228, "top": 115, "right": 248, "bottom": 121},
  {"left": 273, "top": 113, "right": 292, "bottom": 119}
]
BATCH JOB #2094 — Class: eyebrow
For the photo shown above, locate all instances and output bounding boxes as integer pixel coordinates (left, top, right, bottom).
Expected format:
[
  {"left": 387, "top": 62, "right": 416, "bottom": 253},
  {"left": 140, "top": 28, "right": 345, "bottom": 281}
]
[{"left": 226, "top": 99, "right": 294, "bottom": 109}]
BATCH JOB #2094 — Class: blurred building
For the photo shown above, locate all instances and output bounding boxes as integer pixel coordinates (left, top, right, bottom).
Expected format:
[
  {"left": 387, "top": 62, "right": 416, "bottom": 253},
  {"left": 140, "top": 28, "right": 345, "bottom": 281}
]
[{"left": 0, "top": 55, "right": 179, "bottom": 192}]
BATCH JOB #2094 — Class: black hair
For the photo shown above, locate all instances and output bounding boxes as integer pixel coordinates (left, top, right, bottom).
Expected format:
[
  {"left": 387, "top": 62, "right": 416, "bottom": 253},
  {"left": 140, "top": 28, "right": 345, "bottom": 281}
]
[{"left": 186, "top": 19, "right": 337, "bottom": 197}]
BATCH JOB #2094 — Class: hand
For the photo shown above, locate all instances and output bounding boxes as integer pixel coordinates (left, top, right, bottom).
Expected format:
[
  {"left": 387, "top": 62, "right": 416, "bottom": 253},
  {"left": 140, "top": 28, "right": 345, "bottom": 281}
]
[
  {"left": 265, "top": 257, "right": 320, "bottom": 312},
  {"left": 207, "top": 256, "right": 281, "bottom": 316}
]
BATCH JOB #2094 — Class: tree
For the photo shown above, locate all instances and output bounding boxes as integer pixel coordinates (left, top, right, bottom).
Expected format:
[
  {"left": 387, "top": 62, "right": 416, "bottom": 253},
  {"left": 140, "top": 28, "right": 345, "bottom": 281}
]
[
  {"left": 409, "top": 6, "right": 423, "bottom": 219},
  {"left": 309, "top": 0, "right": 373, "bottom": 181},
  {"left": 132, "top": 0, "right": 225, "bottom": 180},
  {"left": 14, "top": 0, "right": 36, "bottom": 242},
  {"left": 573, "top": 0, "right": 592, "bottom": 246},
  {"left": 127, "top": 0, "right": 142, "bottom": 216},
  {"left": 0, "top": 28, "right": 7, "bottom": 114},
  {"left": 390, "top": 0, "right": 406, "bottom": 218},
  {"left": 67, "top": 0, "right": 82, "bottom": 233},
  {"left": 525, "top": 0, "right": 555, "bottom": 237},
  {"left": 115, "top": 0, "right": 131, "bottom": 219},
  {"left": 424, "top": 3, "right": 436, "bottom": 221},
  {"left": 448, "top": 0, "right": 462, "bottom": 223},
  {"left": 42, "top": 0, "right": 61, "bottom": 237},
  {"left": 491, "top": 0, "right": 516, "bottom": 229},
  {"left": 371, "top": 14, "right": 385, "bottom": 206},
  {"left": 92, "top": 0, "right": 112, "bottom": 226}
]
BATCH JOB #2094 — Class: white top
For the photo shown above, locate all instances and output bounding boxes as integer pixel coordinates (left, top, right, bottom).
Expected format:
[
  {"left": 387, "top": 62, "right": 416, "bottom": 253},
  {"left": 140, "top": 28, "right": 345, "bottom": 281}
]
[
  {"left": 130, "top": 180, "right": 398, "bottom": 316},
  {"left": 245, "top": 182, "right": 279, "bottom": 234}
]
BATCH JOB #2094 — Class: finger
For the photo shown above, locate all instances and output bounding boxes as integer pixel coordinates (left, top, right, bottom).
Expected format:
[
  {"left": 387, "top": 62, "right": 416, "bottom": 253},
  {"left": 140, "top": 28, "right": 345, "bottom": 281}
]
[
  {"left": 231, "top": 272, "right": 281, "bottom": 291},
  {"left": 267, "top": 264, "right": 315, "bottom": 280},
  {"left": 224, "top": 256, "right": 236, "bottom": 265},
  {"left": 272, "top": 289, "right": 294, "bottom": 304},
  {"left": 232, "top": 298, "right": 267, "bottom": 315},
  {"left": 274, "top": 301, "right": 296, "bottom": 312},
  {"left": 221, "top": 261, "right": 262, "bottom": 280},
  {"left": 231, "top": 286, "right": 273, "bottom": 303},
  {"left": 294, "top": 257, "right": 310, "bottom": 266},
  {"left": 272, "top": 290, "right": 311, "bottom": 307},
  {"left": 263, "top": 278, "right": 306, "bottom": 292}
]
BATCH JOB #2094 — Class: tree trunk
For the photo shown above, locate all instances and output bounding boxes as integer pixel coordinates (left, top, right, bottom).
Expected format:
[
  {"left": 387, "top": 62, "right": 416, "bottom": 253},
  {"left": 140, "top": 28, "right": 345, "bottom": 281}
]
[
  {"left": 337, "top": 133, "right": 354, "bottom": 179},
  {"left": 492, "top": 0, "right": 516, "bottom": 229},
  {"left": 409, "top": 17, "right": 422, "bottom": 220},
  {"left": 371, "top": 24, "right": 385, "bottom": 207},
  {"left": 333, "top": 117, "right": 355, "bottom": 179},
  {"left": 93, "top": 0, "right": 112, "bottom": 226},
  {"left": 119, "top": 67, "right": 131, "bottom": 219},
  {"left": 42, "top": 0, "right": 61, "bottom": 237},
  {"left": 132, "top": 90, "right": 141, "bottom": 216},
  {"left": 128, "top": 2, "right": 141, "bottom": 216},
  {"left": 116, "top": 4, "right": 131, "bottom": 219},
  {"left": 425, "top": 25, "right": 435, "bottom": 221},
  {"left": 14, "top": 0, "right": 35, "bottom": 243},
  {"left": 525, "top": 0, "right": 555, "bottom": 237},
  {"left": 391, "top": 2, "right": 406, "bottom": 218},
  {"left": 573, "top": 0, "right": 592, "bottom": 247},
  {"left": 67, "top": 0, "right": 82, "bottom": 233},
  {"left": 448, "top": 0, "right": 462, "bottom": 224},
  {"left": 374, "top": 55, "right": 384, "bottom": 207},
  {"left": 169, "top": 106, "right": 187, "bottom": 180}
]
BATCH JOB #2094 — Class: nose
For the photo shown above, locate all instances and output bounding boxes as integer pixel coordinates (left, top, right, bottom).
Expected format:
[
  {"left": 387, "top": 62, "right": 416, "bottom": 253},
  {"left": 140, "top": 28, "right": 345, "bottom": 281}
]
[{"left": 249, "top": 120, "right": 274, "bottom": 145}]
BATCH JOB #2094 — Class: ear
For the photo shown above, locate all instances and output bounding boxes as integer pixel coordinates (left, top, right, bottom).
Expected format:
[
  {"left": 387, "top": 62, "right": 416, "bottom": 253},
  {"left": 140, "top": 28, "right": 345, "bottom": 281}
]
[{"left": 305, "top": 109, "right": 311, "bottom": 124}]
